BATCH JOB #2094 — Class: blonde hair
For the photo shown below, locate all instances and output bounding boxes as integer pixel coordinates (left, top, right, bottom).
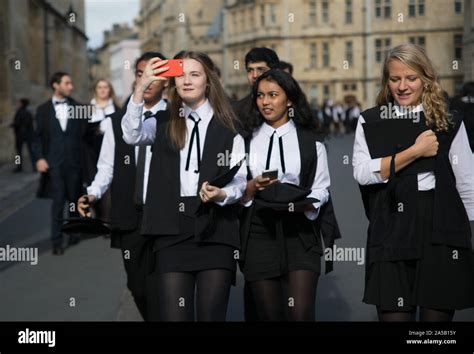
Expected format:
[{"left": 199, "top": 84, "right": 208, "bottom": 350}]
[
  {"left": 92, "top": 79, "right": 119, "bottom": 108},
  {"left": 376, "top": 43, "right": 451, "bottom": 131}
]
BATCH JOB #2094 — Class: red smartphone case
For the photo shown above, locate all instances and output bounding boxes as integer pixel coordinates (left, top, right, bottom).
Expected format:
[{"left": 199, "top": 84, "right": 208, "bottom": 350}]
[{"left": 158, "top": 59, "right": 183, "bottom": 77}]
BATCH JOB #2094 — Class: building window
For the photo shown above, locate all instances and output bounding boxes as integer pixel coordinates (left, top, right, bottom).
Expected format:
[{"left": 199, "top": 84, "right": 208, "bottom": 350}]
[
  {"left": 454, "top": 0, "right": 462, "bottom": 14},
  {"left": 454, "top": 34, "right": 463, "bottom": 60},
  {"left": 345, "top": 41, "right": 353, "bottom": 67},
  {"left": 418, "top": 0, "right": 425, "bottom": 15},
  {"left": 345, "top": 0, "right": 352, "bottom": 24},
  {"left": 232, "top": 11, "right": 237, "bottom": 33},
  {"left": 375, "top": 38, "right": 391, "bottom": 63},
  {"left": 384, "top": 0, "right": 391, "bottom": 18},
  {"left": 375, "top": 0, "right": 382, "bottom": 18},
  {"left": 343, "top": 83, "right": 357, "bottom": 91},
  {"left": 454, "top": 78, "right": 464, "bottom": 94},
  {"left": 269, "top": 3, "right": 277, "bottom": 24},
  {"left": 309, "top": 0, "right": 317, "bottom": 24},
  {"left": 260, "top": 4, "right": 265, "bottom": 26},
  {"left": 323, "top": 84, "right": 330, "bottom": 99},
  {"left": 322, "top": 42, "right": 330, "bottom": 67},
  {"left": 322, "top": 0, "right": 329, "bottom": 23},
  {"left": 408, "top": 36, "right": 425, "bottom": 48},
  {"left": 409, "top": 0, "right": 425, "bottom": 17},
  {"left": 310, "top": 84, "right": 318, "bottom": 100},
  {"left": 310, "top": 43, "right": 317, "bottom": 68},
  {"left": 375, "top": 39, "right": 382, "bottom": 62},
  {"left": 418, "top": 36, "right": 425, "bottom": 48},
  {"left": 408, "top": 0, "right": 415, "bottom": 17}
]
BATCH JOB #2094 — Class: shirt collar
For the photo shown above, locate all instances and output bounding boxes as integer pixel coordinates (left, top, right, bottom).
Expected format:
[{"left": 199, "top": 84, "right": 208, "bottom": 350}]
[
  {"left": 183, "top": 99, "right": 214, "bottom": 123},
  {"left": 52, "top": 96, "right": 67, "bottom": 105},
  {"left": 90, "top": 98, "right": 113, "bottom": 107},
  {"left": 144, "top": 98, "right": 167, "bottom": 117},
  {"left": 462, "top": 96, "right": 474, "bottom": 103},
  {"left": 260, "top": 118, "right": 295, "bottom": 138}
]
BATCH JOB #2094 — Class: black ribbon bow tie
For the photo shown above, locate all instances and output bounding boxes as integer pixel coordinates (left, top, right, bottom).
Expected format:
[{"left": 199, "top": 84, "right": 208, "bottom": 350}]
[
  {"left": 265, "top": 131, "right": 286, "bottom": 174},
  {"left": 55, "top": 100, "right": 67, "bottom": 105},
  {"left": 186, "top": 113, "right": 201, "bottom": 173}
]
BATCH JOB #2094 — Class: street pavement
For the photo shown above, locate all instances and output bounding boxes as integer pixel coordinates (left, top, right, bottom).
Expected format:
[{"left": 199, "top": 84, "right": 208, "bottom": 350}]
[{"left": 0, "top": 134, "right": 473, "bottom": 321}]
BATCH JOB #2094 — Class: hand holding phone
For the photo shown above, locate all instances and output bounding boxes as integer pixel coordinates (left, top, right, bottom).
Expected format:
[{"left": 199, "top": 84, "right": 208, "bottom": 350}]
[
  {"left": 261, "top": 168, "right": 279, "bottom": 181},
  {"left": 156, "top": 59, "right": 183, "bottom": 77}
]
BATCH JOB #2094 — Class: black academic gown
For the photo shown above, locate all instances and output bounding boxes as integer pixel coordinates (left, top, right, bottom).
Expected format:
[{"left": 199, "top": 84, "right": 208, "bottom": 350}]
[
  {"left": 81, "top": 103, "right": 120, "bottom": 186},
  {"left": 141, "top": 110, "right": 241, "bottom": 251}
]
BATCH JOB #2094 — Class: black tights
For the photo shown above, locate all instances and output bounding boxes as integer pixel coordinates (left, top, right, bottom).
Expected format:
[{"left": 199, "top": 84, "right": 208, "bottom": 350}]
[
  {"left": 156, "top": 269, "right": 232, "bottom": 321},
  {"left": 250, "top": 270, "right": 319, "bottom": 321},
  {"left": 377, "top": 307, "right": 455, "bottom": 322}
]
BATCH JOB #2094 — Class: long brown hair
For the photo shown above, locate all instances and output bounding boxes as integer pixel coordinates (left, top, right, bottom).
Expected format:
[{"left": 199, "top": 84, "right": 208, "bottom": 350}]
[
  {"left": 376, "top": 43, "right": 451, "bottom": 132},
  {"left": 92, "top": 79, "right": 119, "bottom": 108},
  {"left": 168, "top": 51, "right": 236, "bottom": 149}
]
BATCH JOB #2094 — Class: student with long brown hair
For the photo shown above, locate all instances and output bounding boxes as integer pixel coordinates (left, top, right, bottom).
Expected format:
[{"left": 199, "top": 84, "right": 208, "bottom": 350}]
[
  {"left": 121, "top": 50, "right": 246, "bottom": 321},
  {"left": 353, "top": 43, "right": 474, "bottom": 321}
]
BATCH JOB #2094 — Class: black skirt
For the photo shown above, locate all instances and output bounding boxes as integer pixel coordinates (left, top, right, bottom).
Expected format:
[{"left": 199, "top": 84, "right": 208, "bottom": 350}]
[
  {"left": 153, "top": 236, "right": 236, "bottom": 274},
  {"left": 152, "top": 197, "right": 237, "bottom": 275},
  {"left": 242, "top": 207, "right": 321, "bottom": 282},
  {"left": 364, "top": 190, "right": 474, "bottom": 311}
]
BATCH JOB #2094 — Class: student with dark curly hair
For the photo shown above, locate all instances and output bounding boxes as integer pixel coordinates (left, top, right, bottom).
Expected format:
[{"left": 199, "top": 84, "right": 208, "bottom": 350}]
[{"left": 239, "top": 69, "right": 339, "bottom": 321}]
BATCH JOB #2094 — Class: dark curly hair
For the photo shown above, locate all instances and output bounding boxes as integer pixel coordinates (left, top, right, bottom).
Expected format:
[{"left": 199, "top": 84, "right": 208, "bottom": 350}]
[{"left": 243, "top": 69, "right": 318, "bottom": 133}]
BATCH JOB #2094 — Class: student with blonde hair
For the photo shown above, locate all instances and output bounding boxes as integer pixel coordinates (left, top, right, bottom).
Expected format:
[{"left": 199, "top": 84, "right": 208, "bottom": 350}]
[{"left": 353, "top": 43, "right": 474, "bottom": 321}]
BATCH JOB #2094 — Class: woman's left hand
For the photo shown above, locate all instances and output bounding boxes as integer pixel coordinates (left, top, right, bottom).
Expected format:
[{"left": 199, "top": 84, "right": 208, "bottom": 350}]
[{"left": 199, "top": 182, "right": 227, "bottom": 203}]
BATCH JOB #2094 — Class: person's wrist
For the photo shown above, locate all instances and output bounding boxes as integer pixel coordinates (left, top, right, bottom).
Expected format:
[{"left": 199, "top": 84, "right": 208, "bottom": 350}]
[
  {"left": 135, "top": 85, "right": 146, "bottom": 96},
  {"left": 250, "top": 178, "right": 258, "bottom": 195},
  {"left": 409, "top": 144, "right": 420, "bottom": 159}
]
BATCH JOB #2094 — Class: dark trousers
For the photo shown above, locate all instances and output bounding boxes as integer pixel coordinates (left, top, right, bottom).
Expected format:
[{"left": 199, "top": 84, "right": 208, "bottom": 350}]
[
  {"left": 15, "top": 136, "right": 35, "bottom": 170},
  {"left": 116, "top": 210, "right": 153, "bottom": 320},
  {"left": 49, "top": 166, "right": 82, "bottom": 248}
]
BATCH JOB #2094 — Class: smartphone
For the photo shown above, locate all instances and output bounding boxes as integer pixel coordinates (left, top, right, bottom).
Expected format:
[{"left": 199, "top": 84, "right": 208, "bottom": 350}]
[
  {"left": 262, "top": 168, "right": 278, "bottom": 180},
  {"left": 157, "top": 59, "right": 183, "bottom": 77}
]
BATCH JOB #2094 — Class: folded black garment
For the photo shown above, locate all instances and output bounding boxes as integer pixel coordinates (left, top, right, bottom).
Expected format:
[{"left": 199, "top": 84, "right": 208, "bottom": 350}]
[
  {"left": 255, "top": 182, "right": 319, "bottom": 210},
  {"left": 209, "top": 157, "right": 246, "bottom": 188},
  {"left": 362, "top": 118, "right": 435, "bottom": 175},
  {"left": 60, "top": 217, "right": 111, "bottom": 239}
]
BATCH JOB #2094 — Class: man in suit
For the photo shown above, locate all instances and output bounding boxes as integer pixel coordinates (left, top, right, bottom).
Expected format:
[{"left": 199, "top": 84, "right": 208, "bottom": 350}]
[
  {"left": 33, "top": 72, "right": 84, "bottom": 255},
  {"left": 10, "top": 98, "right": 35, "bottom": 172}
]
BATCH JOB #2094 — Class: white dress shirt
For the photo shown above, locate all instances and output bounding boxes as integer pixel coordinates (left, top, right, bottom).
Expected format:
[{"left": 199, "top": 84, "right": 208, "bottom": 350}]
[
  {"left": 352, "top": 103, "right": 474, "bottom": 220},
  {"left": 52, "top": 96, "right": 69, "bottom": 132},
  {"left": 121, "top": 97, "right": 247, "bottom": 205},
  {"left": 87, "top": 99, "right": 167, "bottom": 204},
  {"left": 245, "top": 119, "right": 331, "bottom": 221},
  {"left": 89, "top": 98, "right": 115, "bottom": 133}
]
